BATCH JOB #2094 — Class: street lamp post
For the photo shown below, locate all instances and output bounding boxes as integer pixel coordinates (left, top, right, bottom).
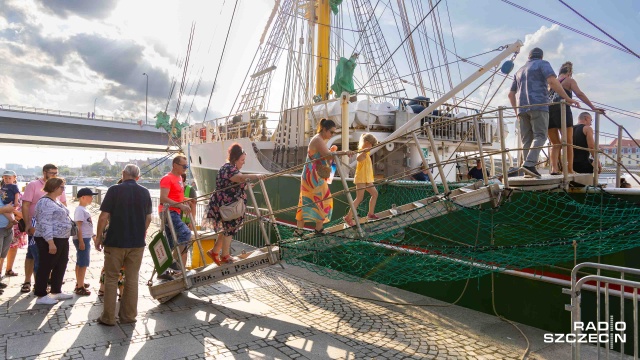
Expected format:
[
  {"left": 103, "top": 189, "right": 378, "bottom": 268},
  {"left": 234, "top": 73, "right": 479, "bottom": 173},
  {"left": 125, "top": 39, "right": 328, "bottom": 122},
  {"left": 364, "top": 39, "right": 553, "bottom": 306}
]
[
  {"left": 93, "top": 97, "right": 97, "bottom": 116},
  {"left": 142, "top": 73, "right": 148, "bottom": 125}
]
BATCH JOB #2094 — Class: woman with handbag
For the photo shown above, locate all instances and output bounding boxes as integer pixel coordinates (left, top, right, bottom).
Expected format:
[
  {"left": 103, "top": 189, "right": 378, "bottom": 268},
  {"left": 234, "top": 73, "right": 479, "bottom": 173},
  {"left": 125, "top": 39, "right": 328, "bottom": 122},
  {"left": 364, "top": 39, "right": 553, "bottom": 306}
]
[
  {"left": 33, "top": 177, "right": 73, "bottom": 305},
  {"left": 294, "top": 119, "right": 354, "bottom": 236},
  {"left": 206, "top": 143, "right": 264, "bottom": 265}
]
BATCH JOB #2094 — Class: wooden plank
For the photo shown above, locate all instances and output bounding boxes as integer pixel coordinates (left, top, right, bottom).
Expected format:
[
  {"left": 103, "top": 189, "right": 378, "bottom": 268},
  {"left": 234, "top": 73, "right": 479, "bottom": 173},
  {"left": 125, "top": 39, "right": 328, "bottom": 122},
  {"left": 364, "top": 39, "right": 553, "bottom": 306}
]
[
  {"left": 323, "top": 184, "right": 499, "bottom": 239},
  {"left": 148, "top": 245, "right": 280, "bottom": 302}
]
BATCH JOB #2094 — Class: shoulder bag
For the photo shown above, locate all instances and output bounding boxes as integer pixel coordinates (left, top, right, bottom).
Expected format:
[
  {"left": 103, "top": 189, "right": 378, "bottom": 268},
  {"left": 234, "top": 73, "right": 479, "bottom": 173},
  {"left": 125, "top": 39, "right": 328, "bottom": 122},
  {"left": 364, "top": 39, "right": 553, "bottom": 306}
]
[
  {"left": 44, "top": 197, "right": 78, "bottom": 237},
  {"left": 219, "top": 199, "right": 245, "bottom": 221}
]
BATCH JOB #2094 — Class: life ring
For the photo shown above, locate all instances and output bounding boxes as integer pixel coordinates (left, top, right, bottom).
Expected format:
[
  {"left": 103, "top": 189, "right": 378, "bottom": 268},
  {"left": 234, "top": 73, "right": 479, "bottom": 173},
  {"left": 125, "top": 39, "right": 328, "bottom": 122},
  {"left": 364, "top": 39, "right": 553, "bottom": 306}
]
[{"left": 199, "top": 127, "right": 207, "bottom": 141}]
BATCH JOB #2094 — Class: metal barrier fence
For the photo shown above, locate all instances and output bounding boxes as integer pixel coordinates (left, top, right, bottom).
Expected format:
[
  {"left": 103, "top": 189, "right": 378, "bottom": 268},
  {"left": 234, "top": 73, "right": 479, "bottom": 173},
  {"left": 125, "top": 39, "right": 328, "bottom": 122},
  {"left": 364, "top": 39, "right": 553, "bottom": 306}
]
[{"left": 565, "top": 262, "right": 640, "bottom": 359}]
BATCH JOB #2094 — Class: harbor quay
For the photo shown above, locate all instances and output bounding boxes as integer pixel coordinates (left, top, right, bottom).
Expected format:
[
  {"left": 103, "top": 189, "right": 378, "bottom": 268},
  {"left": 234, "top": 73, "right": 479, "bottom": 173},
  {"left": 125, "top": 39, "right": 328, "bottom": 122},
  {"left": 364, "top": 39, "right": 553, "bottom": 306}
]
[{"left": 0, "top": 203, "right": 623, "bottom": 360}]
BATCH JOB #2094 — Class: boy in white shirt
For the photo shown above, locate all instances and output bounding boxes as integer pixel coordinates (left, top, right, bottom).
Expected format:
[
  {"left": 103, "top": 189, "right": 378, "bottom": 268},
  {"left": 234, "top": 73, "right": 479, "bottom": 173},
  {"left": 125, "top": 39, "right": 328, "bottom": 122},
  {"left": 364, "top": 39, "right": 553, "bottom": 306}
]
[{"left": 73, "top": 188, "right": 98, "bottom": 296}]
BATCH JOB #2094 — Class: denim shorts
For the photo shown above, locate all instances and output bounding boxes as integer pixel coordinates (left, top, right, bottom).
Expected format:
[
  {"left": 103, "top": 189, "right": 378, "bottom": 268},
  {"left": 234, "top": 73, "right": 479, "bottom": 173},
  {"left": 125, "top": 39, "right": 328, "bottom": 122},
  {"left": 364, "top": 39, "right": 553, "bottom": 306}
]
[
  {"left": 72, "top": 238, "right": 91, "bottom": 267},
  {"left": 25, "top": 235, "right": 40, "bottom": 272},
  {"left": 165, "top": 211, "right": 191, "bottom": 248}
]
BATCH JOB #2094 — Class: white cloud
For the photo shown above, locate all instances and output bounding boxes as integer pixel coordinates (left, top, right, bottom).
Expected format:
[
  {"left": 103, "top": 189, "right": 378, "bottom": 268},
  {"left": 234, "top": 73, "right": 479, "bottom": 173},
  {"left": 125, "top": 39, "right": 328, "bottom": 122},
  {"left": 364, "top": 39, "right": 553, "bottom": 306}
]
[{"left": 515, "top": 24, "right": 565, "bottom": 67}]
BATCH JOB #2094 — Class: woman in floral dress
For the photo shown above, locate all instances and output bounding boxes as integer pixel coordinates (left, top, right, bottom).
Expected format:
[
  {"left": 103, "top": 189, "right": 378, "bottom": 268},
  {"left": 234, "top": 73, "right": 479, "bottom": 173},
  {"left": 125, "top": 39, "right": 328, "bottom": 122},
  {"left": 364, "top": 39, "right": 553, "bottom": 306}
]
[
  {"left": 206, "top": 143, "right": 264, "bottom": 265},
  {"left": 295, "top": 119, "right": 354, "bottom": 236}
]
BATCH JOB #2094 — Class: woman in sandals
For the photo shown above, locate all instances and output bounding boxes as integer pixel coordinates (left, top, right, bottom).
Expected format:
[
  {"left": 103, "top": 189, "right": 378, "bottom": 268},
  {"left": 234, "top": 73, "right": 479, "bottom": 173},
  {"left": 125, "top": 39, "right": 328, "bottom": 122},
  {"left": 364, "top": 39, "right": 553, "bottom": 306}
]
[
  {"left": 206, "top": 143, "right": 264, "bottom": 265},
  {"left": 343, "top": 133, "right": 379, "bottom": 226},
  {"left": 294, "top": 119, "right": 354, "bottom": 236}
]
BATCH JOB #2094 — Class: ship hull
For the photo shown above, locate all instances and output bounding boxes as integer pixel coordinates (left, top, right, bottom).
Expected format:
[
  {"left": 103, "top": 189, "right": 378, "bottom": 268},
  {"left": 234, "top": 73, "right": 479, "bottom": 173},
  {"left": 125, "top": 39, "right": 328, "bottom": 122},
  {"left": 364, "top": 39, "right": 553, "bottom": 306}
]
[{"left": 189, "top": 142, "right": 640, "bottom": 355}]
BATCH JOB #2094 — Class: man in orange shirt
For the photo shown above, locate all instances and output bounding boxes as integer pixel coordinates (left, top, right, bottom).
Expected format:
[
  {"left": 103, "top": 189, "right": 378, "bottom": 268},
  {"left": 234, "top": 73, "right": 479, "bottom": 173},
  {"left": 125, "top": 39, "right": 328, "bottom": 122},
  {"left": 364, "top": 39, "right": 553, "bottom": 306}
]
[{"left": 159, "top": 155, "right": 193, "bottom": 279}]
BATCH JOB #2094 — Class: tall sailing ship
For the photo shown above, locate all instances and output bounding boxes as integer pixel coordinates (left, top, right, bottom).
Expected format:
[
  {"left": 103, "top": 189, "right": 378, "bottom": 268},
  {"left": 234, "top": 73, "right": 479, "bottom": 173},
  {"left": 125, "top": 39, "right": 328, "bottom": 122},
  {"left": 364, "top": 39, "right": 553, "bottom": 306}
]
[{"left": 173, "top": 0, "right": 639, "bottom": 350}]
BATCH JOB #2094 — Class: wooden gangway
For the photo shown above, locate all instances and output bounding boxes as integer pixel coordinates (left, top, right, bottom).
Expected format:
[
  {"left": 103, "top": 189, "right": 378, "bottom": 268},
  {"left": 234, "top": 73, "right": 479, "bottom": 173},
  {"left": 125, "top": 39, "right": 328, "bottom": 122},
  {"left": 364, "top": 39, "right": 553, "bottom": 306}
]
[{"left": 147, "top": 179, "right": 501, "bottom": 303}]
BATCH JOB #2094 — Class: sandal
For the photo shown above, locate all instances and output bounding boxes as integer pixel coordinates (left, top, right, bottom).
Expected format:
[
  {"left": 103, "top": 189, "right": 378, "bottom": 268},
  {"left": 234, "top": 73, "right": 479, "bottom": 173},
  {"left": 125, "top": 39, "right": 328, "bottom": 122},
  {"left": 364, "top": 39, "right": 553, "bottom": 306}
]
[
  {"left": 292, "top": 229, "right": 305, "bottom": 238},
  {"left": 75, "top": 287, "right": 91, "bottom": 296},
  {"left": 314, "top": 229, "right": 326, "bottom": 235},
  {"left": 5, "top": 270, "right": 18, "bottom": 277},
  {"left": 21, "top": 282, "right": 31, "bottom": 293},
  {"left": 221, "top": 255, "right": 234, "bottom": 264},
  {"left": 98, "top": 290, "right": 105, "bottom": 297},
  {"left": 207, "top": 249, "right": 222, "bottom": 266},
  {"left": 343, "top": 216, "right": 355, "bottom": 227}
]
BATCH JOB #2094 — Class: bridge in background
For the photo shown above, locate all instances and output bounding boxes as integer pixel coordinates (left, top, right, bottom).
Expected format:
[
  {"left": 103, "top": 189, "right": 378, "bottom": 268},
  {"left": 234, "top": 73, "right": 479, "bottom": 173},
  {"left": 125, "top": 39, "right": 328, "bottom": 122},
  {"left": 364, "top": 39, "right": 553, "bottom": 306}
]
[{"left": 0, "top": 104, "right": 174, "bottom": 152}]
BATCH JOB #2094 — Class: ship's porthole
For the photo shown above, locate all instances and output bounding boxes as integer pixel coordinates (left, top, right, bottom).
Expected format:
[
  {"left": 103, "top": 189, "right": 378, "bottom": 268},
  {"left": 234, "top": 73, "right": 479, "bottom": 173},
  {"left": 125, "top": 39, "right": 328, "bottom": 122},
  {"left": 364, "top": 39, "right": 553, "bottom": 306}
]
[{"left": 199, "top": 156, "right": 202, "bottom": 164}]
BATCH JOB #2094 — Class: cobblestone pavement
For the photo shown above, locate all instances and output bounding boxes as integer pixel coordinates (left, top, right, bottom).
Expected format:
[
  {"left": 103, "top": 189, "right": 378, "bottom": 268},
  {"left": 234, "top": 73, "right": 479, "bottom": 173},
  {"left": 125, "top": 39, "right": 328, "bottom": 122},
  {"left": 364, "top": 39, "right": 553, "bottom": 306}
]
[{"left": 0, "top": 204, "right": 583, "bottom": 359}]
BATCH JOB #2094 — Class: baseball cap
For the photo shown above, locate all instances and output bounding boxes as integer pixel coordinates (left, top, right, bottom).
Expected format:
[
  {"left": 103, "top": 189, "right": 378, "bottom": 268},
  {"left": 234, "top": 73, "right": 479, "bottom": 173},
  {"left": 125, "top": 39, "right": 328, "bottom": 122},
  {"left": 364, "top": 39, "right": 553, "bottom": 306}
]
[
  {"left": 2, "top": 170, "right": 16, "bottom": 176},
  {"left": 77, "top": 188, "right": 99, "bottom": 197}
]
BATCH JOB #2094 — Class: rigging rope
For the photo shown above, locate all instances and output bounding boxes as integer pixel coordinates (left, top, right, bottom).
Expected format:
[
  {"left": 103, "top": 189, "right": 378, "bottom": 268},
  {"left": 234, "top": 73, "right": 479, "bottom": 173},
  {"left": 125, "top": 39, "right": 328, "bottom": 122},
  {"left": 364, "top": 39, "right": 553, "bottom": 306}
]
[
  {"left": 203, "top": 0, "right": 240, "bottom": 122},
  {"left": 557, "top": 0, "right": 639, "bottom": 60},
  {"left": 500, "top": 0, "right": 636, "bottom": 57},
  {"left": 359, "top": 0, "right": 443, "bottom": 91}
]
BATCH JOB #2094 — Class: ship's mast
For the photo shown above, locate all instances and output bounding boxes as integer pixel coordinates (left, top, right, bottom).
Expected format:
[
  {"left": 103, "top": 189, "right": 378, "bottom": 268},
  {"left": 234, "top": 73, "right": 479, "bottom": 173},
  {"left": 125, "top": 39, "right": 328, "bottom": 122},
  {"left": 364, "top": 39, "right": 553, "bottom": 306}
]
[{"left": 315, "top": 0, "right": 331, "bottom": 101}]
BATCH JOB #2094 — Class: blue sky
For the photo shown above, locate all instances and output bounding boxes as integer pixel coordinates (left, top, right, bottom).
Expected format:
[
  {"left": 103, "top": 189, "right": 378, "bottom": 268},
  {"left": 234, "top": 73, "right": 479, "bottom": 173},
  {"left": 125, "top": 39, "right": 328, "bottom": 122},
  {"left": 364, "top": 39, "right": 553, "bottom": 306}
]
[{"left": 0, "top": 0, "right": 638, "bottom": 167}]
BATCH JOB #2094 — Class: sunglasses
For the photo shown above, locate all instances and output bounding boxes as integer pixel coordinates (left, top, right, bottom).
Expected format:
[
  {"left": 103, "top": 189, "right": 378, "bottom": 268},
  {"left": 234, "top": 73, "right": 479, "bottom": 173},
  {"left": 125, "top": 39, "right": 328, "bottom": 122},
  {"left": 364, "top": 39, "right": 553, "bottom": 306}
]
[
  {"left": 47, "top": 171, "right": 59, "bottom": 176},
  {"left": 181, "top": 164, "right": 189, "bottom": 170}
]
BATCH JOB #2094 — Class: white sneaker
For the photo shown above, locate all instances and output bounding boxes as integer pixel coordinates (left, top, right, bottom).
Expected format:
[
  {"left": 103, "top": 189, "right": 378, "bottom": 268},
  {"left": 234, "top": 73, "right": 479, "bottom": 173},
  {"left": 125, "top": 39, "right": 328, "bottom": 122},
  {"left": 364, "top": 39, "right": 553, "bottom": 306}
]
[
  {"left": 36, "top": 295, "right": 59, "bottom": 305},
  {"left": 50, "top": 292, "right": 73, "bottom": 300}
]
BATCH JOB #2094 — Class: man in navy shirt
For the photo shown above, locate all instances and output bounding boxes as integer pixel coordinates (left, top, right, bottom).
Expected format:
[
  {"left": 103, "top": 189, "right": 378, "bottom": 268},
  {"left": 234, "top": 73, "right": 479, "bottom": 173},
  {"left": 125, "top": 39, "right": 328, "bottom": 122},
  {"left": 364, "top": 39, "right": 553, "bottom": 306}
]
[
  {"left": 508, "top": 48, "right": 578, "bottom": 178},
  {"left": 95, "top": 164, "right": 152, "bottom": 326},
  {"left": 467, "top": 159, "right": 489, "bottom": 180}
]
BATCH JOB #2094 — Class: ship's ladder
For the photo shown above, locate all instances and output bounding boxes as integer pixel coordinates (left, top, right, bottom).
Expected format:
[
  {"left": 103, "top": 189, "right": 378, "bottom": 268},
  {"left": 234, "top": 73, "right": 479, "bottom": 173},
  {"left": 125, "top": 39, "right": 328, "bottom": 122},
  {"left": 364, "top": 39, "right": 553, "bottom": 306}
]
[{"left": 147, "top": 181, "right": 282, "bottom": 303}]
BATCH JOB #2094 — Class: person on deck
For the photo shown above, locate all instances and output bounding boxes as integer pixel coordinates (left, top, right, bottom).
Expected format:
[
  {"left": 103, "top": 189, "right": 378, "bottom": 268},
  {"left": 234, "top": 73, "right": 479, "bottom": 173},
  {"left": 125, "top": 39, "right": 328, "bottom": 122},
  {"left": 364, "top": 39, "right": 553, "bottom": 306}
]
[
  {"left": 95, "top": 164, "right": 152, "bottom": 325},
  {"left": 294, "top": 119, "right": 354, "bottom": 236},
  {"left": 159, "top": 155, "right": 193, "bottom": 280},
  {"left": 20, "top": 164, "right": 66, "bottom": 294},
  {"left": 412, "top": 165, "right": 431, "bottom": 182},
  {"left": 547, "top": 61, "right": 604, "bottom": 175},
  {"left": 467, "top": 159, "right": 490, "bottom": 180},
  {"left": 572, "top": 112, "right": 602, "bottom": 175},
  {"left": 508, "top": 47, "right": 579, "bottom": 178}
]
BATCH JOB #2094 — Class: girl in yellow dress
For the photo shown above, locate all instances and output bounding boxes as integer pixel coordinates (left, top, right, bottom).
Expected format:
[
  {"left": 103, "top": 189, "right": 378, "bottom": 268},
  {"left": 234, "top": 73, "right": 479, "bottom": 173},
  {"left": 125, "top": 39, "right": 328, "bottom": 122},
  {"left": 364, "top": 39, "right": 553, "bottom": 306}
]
[{"left": 344, "top": 133, "right": 378, "bottom": 226}]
